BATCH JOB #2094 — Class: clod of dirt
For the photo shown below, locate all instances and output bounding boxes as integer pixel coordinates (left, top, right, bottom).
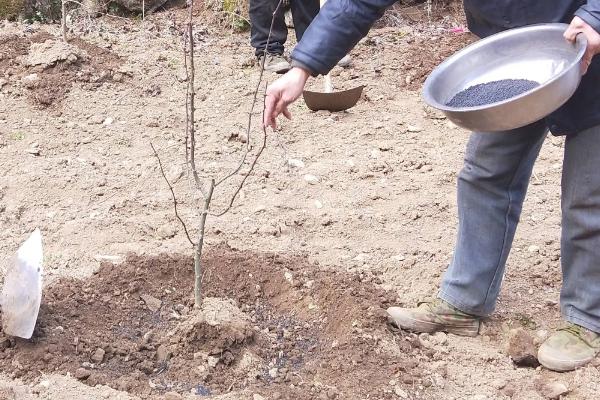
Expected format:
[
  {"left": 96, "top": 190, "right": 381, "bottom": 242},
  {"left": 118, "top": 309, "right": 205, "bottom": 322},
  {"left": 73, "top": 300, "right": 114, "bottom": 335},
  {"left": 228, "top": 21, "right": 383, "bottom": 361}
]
[
  {"left": 0, "top": 31, "right": 122, "bottom": 107},
  {"left": 507, "top": 328, "right": 539, "bottom": 367},
  {"left": 535, "top": 378, "right": 570, "bottom": 400},
  {"left": 23, "top": 40, "right": 86, "bottom": 69},
  {"left": 165, "top": 297, "right": 254, "bottom": 361}
]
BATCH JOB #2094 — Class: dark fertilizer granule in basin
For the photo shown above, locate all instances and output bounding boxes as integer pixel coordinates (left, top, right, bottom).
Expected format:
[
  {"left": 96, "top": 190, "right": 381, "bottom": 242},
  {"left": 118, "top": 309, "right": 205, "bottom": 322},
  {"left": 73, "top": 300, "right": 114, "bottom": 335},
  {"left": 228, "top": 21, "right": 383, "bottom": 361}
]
[{"left": 446, "top": 79, "right": 539, "bottom": 108}]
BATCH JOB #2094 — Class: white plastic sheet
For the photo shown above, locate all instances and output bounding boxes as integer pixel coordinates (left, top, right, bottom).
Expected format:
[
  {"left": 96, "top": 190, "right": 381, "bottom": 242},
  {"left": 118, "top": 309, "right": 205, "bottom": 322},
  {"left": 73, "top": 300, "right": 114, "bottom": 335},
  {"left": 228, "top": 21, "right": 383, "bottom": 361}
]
[{"left": 1, "top": 229, "right": 43, "bottom": 339}]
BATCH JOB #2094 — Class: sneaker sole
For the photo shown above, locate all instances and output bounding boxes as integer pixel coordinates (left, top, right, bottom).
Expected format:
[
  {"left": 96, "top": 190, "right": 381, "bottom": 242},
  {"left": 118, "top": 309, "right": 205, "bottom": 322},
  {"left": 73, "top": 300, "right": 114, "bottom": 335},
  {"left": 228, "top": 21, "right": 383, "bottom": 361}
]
[
  {"left": 386, "top": 310, "right": 480, "bottom": 337},
  {"left": 538, "top": 346, "right": 594, "bottom": 372}
]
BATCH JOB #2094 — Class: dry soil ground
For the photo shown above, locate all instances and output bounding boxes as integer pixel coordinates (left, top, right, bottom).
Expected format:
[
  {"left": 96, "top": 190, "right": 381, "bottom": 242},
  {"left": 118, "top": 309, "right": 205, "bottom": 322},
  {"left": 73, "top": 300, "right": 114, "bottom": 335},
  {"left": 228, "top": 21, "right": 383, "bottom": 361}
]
[{"left": 0, "top": 4, "right": 600, "bottom": 400}]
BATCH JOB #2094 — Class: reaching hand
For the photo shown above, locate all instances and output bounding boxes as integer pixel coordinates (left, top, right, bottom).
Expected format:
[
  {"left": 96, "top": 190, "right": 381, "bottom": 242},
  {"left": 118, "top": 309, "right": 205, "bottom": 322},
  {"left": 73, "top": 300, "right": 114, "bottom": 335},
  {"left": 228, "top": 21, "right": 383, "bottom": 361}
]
[
  {"left": 564, "top": 16, "right": 600, "bottom": 74},
  {"left": 263, "top": 67, "right": 311, "bottom": 129}
]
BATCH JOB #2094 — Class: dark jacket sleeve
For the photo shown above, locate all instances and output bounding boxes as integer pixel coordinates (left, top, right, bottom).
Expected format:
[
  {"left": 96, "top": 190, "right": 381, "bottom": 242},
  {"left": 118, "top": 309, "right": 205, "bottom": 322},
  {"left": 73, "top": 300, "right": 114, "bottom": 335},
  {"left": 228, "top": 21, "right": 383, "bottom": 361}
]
[
  {"left": 576, "top": 1, "right": 600, "bottom": 32},
  {"left": 291, "top": 0, "right": 398, "bottom": 75}
]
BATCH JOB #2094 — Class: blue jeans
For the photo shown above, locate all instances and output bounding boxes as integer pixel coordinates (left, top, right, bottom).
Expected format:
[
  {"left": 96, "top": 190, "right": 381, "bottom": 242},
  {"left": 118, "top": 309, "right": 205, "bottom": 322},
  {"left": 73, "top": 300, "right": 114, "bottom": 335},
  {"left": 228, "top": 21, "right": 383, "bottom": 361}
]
[{"left": 439, "top": 122, "right": 600, "bottom": 334}]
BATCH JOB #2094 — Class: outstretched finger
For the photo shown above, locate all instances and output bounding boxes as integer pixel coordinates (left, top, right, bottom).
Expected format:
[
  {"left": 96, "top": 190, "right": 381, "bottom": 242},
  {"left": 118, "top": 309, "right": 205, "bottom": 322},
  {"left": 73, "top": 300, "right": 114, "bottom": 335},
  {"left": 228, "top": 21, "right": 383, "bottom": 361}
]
[
  {"left": 263, "top": 94, "right": 276, "bottom": 127},
  {"left": 282, "top": 106, "right": 292, "bottom": 120}
]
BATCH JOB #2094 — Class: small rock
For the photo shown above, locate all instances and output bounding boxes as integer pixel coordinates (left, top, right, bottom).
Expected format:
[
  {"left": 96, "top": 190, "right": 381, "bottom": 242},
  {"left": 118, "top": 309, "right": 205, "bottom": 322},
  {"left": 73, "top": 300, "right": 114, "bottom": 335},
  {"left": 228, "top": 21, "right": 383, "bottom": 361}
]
[
  {"left": 157, "top": 225, "right": 176, "bottom": 239},
  {"left": 407, "top": 124, "right": 422, "bottom": 133},
  {"left": 89, "top": 115, "right": 104, "bottom": 125},
  {"left": 156, "top": 345, "right": 171, "bottom": 363},
  {"left": 253, "top": 395, "right": 266, "bottom": 400},
  {"left": 0, "top": 78, "right": 7, "bottom": 88},
  {"left": 74, "top": 367, "right": 91, "bottom": 380},
  {"left": 26, "top": 146, "right": 40, "bottom": 156},
  {"left": 284, "top": 271, "right": 293, "bottom": 283},
  {"left": 269, "top": 367, "right": 278, "bottom": 378},
  {"left": 90, "top": 348, "right": 105, "bottom": 364},
  {"left": 304, "top": 174, "right": 320, "bottom": 184},
  {"left": 507, "top": 328, "right": 539, "bottom": 367},
  {"left": 207, "top": 356, "right": 220, "bottom": 368},
  {"left": 140, "top": 294, "right": 162, "bottom": 312},
  {"left": 102, "top": 117, "right": 114, "bottom": 126},
  {"left": 22, "top": 73, "right": 39, "bottom": 88},
  {"left": 394, "top": 386, "right": 408, "bottom": 398},
  {"left": 528, "top": 245, "right": 540, "bottom": 253},
  {"left": 164, "top": 392, "right": 183, "bottom": 400},
  {"left": 288, "top": 158, "right": 305, "bottom": 168},
  {"left": 535, "top": 378, "right": 569, "bottom": 399}
]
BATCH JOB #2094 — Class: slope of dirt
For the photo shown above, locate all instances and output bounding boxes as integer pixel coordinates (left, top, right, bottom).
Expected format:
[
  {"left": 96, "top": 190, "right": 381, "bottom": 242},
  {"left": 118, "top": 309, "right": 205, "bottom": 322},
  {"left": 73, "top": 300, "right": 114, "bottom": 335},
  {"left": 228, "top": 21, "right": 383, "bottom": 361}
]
[
  {"left": 0, "top": 247, "right": 417, "bottom": 399},
  {"left": 0, "top": 26, "right": 122, "bottom": 107}
]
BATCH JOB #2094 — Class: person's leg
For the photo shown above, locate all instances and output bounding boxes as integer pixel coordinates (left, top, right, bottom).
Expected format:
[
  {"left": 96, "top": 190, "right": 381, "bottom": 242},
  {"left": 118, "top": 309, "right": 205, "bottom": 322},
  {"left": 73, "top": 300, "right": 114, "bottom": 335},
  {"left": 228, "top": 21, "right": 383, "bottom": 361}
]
[
  {"left": 537, "top": 125, "right": 600, "bottom": 372},
  {"left": 388, "top": 122, "right": 548, "bottom": 336},
  {"left": 289, "top": 0, "right": 319, "bottom": 41},
  {"left": 560, "top": 124, "right": 600, "bottom": 333},
  {"left": 250, "top": 0, "right": 287, "bottom": 56},
  {"left": 439, "top": 121, "right": 547, "bottom": 316}
]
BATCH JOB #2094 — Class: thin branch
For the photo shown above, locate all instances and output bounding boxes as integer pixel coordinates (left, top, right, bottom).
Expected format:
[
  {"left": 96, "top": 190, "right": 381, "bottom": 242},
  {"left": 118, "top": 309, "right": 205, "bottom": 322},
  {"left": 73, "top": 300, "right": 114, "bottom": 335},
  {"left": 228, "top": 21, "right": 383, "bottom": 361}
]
[
  {"left": 150, "top": 142, "right": 195, "bottom": 247},
  {"left": 194, "top": 179, "right": 214, "bottom": 306},
  {"left": 211, "top": 94, "right": 268, "bottom": 217},
  {"left": 184, "top": 10, "right": 206, "bottom": 196},
  {"left": 215, "top": 0, "right": 282, "bottom": 188}
]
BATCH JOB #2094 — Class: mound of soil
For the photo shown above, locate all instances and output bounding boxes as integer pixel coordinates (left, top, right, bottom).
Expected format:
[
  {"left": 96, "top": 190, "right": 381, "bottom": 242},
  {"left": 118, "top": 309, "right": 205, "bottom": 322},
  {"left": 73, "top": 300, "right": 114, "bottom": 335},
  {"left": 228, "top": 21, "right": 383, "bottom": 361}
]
[
  {"left": 0, "top": 246, "right": 422, "bottom": 399},
  {"left": 402, "top": 32, "right": 476, "bottom": 90},
  {"left": 0, "top": 30, "right": 123, "bottom": 107}
]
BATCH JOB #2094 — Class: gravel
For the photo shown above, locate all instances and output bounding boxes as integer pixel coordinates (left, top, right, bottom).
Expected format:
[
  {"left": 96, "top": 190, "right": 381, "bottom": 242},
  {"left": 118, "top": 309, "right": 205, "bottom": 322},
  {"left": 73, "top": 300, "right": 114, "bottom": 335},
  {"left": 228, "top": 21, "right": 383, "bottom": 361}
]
[{"left": 446, "top": 79, "right": 539, "bottom": 108}]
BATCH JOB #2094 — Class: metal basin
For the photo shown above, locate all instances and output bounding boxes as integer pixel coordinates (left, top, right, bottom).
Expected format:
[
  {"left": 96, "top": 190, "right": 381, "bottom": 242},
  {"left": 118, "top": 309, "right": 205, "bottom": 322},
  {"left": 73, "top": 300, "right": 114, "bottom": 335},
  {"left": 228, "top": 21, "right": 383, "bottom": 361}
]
[{"left": 422, "top": 23, "right": 586, "bottom": 132}]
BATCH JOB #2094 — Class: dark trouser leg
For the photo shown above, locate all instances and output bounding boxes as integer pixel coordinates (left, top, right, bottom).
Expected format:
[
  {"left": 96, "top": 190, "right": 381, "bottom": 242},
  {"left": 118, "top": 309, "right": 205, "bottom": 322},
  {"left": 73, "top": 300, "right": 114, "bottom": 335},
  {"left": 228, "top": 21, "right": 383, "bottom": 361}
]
[
  {"left": 250, "top": 0, "right": 287, "bottom": 56},
  {"left": 561, "top": 125, "right": 600, "bottom": 333},
  {"left": 289, "top": 0, "right": 319, "bottom": 41},
  {"left": 439, "top": 121, "right": 547, "bottom": 316}
]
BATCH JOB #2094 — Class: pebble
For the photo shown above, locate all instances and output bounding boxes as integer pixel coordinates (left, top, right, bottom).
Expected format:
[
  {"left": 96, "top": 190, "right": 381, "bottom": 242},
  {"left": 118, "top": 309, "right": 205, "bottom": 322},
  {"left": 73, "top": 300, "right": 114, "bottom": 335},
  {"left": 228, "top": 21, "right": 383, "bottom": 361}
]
[
  {"left": 26, "top": 145, "right": 40, "bottom": 156},
  {"left": 102, "top": 117, "right": 114, "bottom": 126},
  {"left": 253, "top": 395, "right": 266, "bottom": 400},
  {"left": 90, "top": 348, "right": 105, "bottom": 364},
  {"left": 535, "top": 379, "right": 569, "bottom": 399},
  {"left": 288, "top": 158, "right": 305, "bottom": 168},
  {"left": 140, "top": 294, "right": 162, "bottom": 312},
  {"left": 157, "top": 225, "right": 176, "bottom": 239},
  {"left": 394, "top": 386, "right": 409, "bottom": 398},
  {"left": 207, "top": 356, "right": 220, "bottom": 368},
  {"left": 0, "top": 78, "right": 6, "bottom": 88},
  {"left": 528, "top": 245, "right": 540, "bottom": 253},
  {"left": 89, "top": 115, "right": 104, "bottom": 125},
  {"left": 506, "top": 328, "right": 539, "bottom": 367},
  {"left": 74, "top": 367, "right": 91, "bottom": 380},
  {"left": 164, "top": 392, "right": 182, "bottom": 400},
  {"left": 407, "top": 125, "right": 422, "bottom": 133},
  {"left": 22, "top": 73, "right": 39, "bottom": 87},
  {"left": 304, "top": 174, "right": 320, "bottom": 184},
  {"left": 269, "top": 367, "right": 278, "bottom": 378}
]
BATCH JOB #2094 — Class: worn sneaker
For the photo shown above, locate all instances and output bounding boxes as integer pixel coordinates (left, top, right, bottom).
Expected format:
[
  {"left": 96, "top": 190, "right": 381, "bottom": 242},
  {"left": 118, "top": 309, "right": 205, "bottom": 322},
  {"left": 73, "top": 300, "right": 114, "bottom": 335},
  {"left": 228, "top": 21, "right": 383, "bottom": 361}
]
[
  {"left": 538, "top": 323, "right": 600, "bottom": 371},
  {"left": 386, "top": 299, "right": 481, "bottom": 337},
  {"left": 258, "top": 53, "right": 291, "bottom": 74}
]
